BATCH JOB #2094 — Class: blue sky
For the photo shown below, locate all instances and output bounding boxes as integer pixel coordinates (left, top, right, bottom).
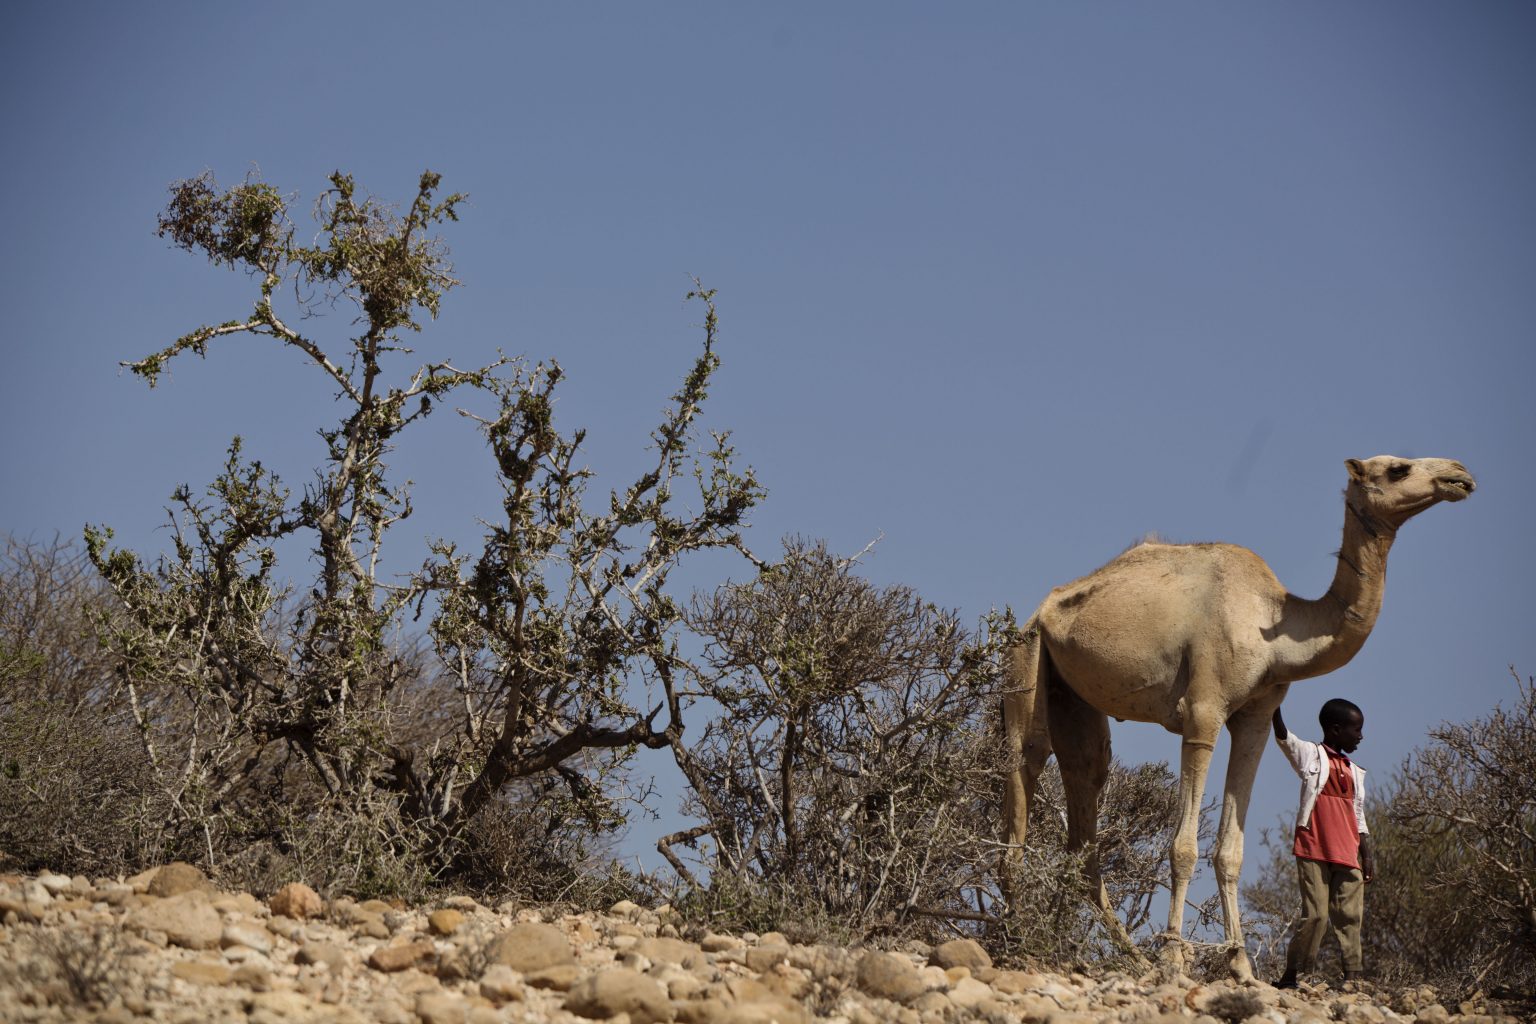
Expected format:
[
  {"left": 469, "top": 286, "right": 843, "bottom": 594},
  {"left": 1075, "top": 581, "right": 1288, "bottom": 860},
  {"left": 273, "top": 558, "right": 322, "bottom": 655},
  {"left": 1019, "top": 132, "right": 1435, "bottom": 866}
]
[{"left": 3, "top": 3, "right": 1532, "bottom": 913}]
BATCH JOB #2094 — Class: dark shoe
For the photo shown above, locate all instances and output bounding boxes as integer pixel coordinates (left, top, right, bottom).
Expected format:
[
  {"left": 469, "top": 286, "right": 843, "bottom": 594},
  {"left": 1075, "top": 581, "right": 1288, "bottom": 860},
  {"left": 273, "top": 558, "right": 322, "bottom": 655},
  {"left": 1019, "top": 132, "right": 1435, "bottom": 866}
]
[{"left": 1274, "top": 975, "right": 1298, "bottom": 989}]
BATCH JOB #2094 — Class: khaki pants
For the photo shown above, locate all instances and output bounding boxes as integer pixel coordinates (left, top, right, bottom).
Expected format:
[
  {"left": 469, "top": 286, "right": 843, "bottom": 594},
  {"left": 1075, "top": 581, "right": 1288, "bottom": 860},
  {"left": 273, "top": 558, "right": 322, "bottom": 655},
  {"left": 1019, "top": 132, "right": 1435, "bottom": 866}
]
[{"left": 1285, "top": 857, "right": 1364, "bottom": 974}]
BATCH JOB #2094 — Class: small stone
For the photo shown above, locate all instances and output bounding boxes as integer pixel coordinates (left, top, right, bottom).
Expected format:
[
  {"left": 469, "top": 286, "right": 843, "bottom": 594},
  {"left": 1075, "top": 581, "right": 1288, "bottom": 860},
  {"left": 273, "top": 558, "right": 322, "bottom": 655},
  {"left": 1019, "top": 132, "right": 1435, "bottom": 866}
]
[
  {"left": 427, "top": 908, "right": 465, "bottom": 936},
  {"left": 931, "top": 938, "right": 991, "bottom": 972},
  {"left": 297, "top": 940, "right": 351, "bottom": 971},
  {"left": 356, "top": 912, "right": 392, "bottom": 939},
  {"left": 609, "top": 899, "right": 643, "bottom": 920},
  {"left": 487, "top": 920, "right": 574, "bottom": 972},
  {"left": 269, "top": 882, "right": 324, "bottom": 920},
  {"left": 479, "top": 964, "right": 525, "bottom": 1003},
  {"left": 171, "top": 961, "right": 233, "bottom": 986},
  {"left": 369, "top": 940, "right": 438, "bottom": 972},
  {"left": 636, "top": 936, "right": 706, "bottom": 969},
  {"left": 415, "top": 991, "right": 471, "bottom": 1024},
  {"left": 719, "top": 1003, "right": 813, "bottom": 1024},
  {"left": 35, "top": 872, "right": 74, "bottom": 895},
  {"left": 525, "top": 964, "right": 583, "bottom": 991},
  {"left": 855, "top": 950, "right": 927, "bottom": 1004},
  {"left": 700, "top": 932, "right": 742, "bottom": 952},
  {"left": 564, "top": 967, "right": 672, "bottom": 1023},
  {"left": 910, "top": 990, "right": 951, "bottom": 1014},
  {"left": 221, "top": 921, "right": 273, "bottom": 954},
  {"left": 992, "top": 969, "right": 1048, "bottom": 995},
  {"left": 675, "top": 999, "right": 730, "bottom": 1024},
  {"left": 212, "top": 891, "right": 267, "bottom": 917},
  {"left": 744, "top": 944, "right": 790, "bottom": 972},
  {"left": 946, "top": 976, "right": 994, "bottom": 1009},
  {"left": 232, "top": 962, "right": 273, "bottom": 990},
  {"left": 148, "top": 862, "right": 209, "bottom": 897}
]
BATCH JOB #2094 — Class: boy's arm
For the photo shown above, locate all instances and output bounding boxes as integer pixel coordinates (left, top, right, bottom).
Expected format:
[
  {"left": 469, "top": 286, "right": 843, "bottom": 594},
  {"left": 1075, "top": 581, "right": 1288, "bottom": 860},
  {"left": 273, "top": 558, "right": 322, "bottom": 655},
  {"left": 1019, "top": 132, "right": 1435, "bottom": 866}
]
[
  {"left": 1359, "top": 834, "right": 1374, "bottom": 883},
  {"left": 1271, "top": 706, "right": 1308, "bottom": 774}
]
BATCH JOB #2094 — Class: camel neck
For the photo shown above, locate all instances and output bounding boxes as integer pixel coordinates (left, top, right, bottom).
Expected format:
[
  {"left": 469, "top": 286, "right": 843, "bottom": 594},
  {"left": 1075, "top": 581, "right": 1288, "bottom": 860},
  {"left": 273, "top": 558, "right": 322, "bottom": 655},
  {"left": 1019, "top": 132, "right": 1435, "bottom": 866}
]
[{"left": 1274, "top": 498, "right": 1397, "bottom": 681}]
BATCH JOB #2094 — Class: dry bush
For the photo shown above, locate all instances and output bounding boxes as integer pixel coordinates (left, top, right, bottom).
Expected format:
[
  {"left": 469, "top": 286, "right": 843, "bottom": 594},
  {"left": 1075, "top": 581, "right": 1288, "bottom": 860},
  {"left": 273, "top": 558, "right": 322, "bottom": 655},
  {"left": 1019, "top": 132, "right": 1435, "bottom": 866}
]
[
  {"left": 666, "top": 538, "right": 1013, "bottom": 938},
  {"left": 1007, "top": 759, "right": 1212, "bottom": 968},
  {"left": 21, "top": 926, "right": 131, "bottom": 1008},
  {"left": 1389, "top": 669, "right": 1535, "bottom": 997},
  {"left": 664, "top": 538, "right": 1196, "bottom": 966},
  {"left": 0, "top": 537, "right": 165, "bottom": 875}
]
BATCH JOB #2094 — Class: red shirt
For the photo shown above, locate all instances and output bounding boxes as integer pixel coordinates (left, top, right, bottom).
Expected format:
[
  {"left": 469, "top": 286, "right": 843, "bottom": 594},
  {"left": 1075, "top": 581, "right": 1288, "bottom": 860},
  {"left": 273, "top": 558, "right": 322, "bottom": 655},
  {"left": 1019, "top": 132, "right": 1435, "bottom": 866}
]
[{"left": 1293, "top": 746, "right": 1360, "bottom": 868}]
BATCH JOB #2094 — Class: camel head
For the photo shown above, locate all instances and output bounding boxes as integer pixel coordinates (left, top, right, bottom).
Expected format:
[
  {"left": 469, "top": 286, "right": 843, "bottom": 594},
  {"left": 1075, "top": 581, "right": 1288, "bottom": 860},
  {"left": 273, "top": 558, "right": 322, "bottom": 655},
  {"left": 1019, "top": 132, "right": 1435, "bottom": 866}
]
[{"left": 1345, "top": 455, "right": 1476, "bottom": 530}]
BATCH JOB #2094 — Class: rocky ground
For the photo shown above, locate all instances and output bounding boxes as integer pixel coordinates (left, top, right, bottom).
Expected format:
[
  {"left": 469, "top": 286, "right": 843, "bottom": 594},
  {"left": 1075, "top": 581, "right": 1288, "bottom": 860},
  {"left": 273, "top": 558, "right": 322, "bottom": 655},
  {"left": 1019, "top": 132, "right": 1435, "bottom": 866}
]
[{"left": 0, "top": 867, "right": 1518, "bottom": 1024}]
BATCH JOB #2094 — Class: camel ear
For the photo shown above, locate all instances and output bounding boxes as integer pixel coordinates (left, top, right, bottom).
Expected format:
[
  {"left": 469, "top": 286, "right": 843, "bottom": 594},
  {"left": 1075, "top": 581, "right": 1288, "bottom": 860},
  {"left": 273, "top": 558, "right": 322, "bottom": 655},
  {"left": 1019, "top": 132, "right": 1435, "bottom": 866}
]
[{"left": 1345, "top": 459, "right": 1366, "bottom": 482}]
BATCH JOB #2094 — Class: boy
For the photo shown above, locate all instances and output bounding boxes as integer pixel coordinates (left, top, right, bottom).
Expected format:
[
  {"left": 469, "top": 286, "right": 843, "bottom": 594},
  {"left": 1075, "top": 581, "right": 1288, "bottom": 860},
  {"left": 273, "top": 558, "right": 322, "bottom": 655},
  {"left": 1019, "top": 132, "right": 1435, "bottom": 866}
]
[{"left": 1271, "top": 698, "right": 1374, "bottom": 989}]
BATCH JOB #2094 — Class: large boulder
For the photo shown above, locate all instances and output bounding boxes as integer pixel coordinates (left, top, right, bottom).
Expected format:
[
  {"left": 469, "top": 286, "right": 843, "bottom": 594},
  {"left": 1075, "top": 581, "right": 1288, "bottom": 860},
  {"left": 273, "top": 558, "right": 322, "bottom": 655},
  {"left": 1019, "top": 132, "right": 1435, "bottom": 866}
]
[
  {"left": 565, "top": 967, "right": 673, "bottom": 1023},
  {"left": 487, "top": 921, "right": 574, "bottom": 972},
  {"left": 129, "top": 890, "right": 222, "bottom": 949}
]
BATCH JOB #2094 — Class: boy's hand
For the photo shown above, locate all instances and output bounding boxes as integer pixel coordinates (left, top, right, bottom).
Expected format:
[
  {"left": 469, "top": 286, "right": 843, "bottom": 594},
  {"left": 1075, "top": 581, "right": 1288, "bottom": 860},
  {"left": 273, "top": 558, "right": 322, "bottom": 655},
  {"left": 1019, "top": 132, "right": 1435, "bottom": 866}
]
[{"left": 1360, "top": 837, "right": 1375, "bottom": 883}]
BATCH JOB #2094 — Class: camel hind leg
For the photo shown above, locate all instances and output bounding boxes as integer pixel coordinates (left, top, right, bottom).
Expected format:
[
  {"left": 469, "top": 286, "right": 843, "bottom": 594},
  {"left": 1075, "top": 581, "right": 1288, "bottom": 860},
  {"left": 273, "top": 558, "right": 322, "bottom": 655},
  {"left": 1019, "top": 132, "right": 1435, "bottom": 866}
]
[
  {"left": 1048, "top": 676, "right": 1144, "bottom": 958},
  {"left": 1002, "top": 622, "right": 1051, "bottom": 862}
]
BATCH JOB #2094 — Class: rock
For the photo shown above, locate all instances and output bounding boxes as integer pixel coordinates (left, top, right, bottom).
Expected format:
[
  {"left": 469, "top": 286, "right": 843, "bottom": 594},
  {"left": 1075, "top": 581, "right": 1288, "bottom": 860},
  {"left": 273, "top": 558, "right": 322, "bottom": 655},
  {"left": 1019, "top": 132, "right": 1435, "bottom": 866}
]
[
  {"left": 248, "top": 991, "right": 318, "bottom": 1021},
  {"left": 855, "top": 950, "right": 927, "bottom": 1004},
  {"left": 427, "top": 908, "right": 464, "bottom": 936},
  {"left": 0, "top": 896, "right": 45, "bottom": 923},
  {"left": 910, "top": 990, "right": 951, "bottom": 1015},
  {"left": 415, "top": 991, "right": 472, "bottom": 1024},
  {"left": 948, "top": 976, "right": 995, "bottom": 1008},
  {"left": 232, "top": 962, "right": 273, "bottom": 990},
  {"left": 931, "top": 937, "right": 991, "bottom": 972},
  {"left": 212, "top": 891, "right": 267, "bottom": 917},
  {"left": 129, "top": 891, "right": 223, "bottom": 949},
  {"left": 269, "top": 882, "right": 324, "bottom": 920},
  {"left": 700, "top": 932, "right": 743, "bottom": 952},
  {"left": 369, "top": 940, "right": 438, "bottom": 972},
  {"left": 525, "top": 964, "right": 583, "bottom": 991},
  {"left": 636, "top": 936, "right": 706, "bottom": 969},
  {"left": 992, "top": 968, "right": 1047, "bottom": 995},
  {"left": 675, "top": 998, "right": 731, "bottom": 1024},
  {"left": 171, "top": 960, "right": 233, "bottom": 986},
  {"left": 719, "top": 1002, "right": 813, "bottom": 1024},
  {"left": 478, "top": 964, "right": 525, "bottom": 1003},
  {"left": 609, "top": 899, "right": 644, "bottom": 920},
  {"left": 35, "top": 872, "right": 74, "bottom": 895},
  {"left": 486, "top": 920, "right": 574, "bottom": 972},
  {"left": 744, "top": 943, "right": 791, "bottom": 972},
  {"left": 148, "top": 862, "right": 211, "bottom": 897},
  {"left": 297, "top": 940, "right": 351, "bottom": 971},
  {"left": 565, "top": 966, "right": 673, "bottom": 1023},
  {"left": 221, "top": 921, "right": 274, "bottom": 954},
  {"left": 356, "top": 912, "right": 392, "bottom": 939}
]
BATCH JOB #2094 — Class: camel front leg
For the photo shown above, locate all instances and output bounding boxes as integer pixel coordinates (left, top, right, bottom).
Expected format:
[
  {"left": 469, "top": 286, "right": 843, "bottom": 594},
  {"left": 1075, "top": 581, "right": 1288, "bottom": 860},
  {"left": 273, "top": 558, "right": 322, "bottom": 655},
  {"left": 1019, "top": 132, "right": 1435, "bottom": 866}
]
[
  {"left": 1212, "top": 702, "right": 1276, "bottom": 983},
  {"left": 1165, "top": 706, "right": 1222, "bottom": 971}
]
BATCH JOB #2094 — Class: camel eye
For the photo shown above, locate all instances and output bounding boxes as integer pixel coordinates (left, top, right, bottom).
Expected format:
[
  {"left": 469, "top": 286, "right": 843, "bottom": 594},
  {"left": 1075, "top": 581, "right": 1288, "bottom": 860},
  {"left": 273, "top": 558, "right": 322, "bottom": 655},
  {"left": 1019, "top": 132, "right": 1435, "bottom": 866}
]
[{"left": 1387, "top": 463, "right": 1412, "bottom": 482}]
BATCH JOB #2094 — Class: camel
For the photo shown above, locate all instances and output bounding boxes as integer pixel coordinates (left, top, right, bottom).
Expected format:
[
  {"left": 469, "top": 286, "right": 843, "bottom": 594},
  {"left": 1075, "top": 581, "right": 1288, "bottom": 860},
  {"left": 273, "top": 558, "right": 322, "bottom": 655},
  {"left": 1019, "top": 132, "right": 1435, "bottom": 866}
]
[{"left": 1002, "top": 455, "right": 1475, "bottom": 979}]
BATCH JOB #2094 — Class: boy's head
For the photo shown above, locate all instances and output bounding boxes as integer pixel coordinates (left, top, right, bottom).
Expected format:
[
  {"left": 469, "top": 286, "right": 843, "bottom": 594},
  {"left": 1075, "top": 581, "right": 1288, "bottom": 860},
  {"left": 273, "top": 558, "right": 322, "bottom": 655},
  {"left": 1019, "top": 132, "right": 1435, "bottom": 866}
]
[{"left": 1319, "top": 698, "right": 1364, "bottom": 753}]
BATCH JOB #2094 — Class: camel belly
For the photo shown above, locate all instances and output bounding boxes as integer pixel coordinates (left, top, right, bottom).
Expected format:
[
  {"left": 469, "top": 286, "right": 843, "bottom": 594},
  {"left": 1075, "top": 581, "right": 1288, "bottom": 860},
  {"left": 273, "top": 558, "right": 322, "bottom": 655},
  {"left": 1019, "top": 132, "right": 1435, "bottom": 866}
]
[{"left": 1045, "top": 634, "right": 1189, "bottom": 728}]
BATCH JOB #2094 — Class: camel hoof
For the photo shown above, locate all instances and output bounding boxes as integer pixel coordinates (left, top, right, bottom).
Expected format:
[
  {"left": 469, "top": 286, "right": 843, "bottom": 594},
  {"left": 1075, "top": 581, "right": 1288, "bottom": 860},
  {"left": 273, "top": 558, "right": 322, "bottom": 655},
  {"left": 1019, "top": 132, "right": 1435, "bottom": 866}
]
[
  {"left": 1156, "top": 932, "right": 1187, "bottom": 975},
  {"left": 1227, "top": 946, "right": 1255, "bottom": 983}
]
